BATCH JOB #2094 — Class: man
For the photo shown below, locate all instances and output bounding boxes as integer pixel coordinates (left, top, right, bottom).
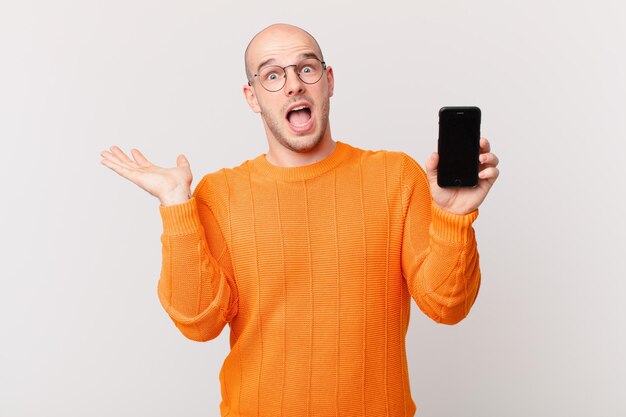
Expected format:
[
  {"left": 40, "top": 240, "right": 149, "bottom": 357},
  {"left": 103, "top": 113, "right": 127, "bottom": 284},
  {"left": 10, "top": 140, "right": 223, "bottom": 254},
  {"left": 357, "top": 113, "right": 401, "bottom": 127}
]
[{"left": 101, "top": 23, "right": 499, "bottom": 417}]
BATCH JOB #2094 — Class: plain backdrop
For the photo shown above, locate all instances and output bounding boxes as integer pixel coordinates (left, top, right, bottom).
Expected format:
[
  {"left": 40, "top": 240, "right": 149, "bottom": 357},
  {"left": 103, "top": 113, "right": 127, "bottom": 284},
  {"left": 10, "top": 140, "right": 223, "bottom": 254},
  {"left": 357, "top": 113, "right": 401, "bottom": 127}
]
[{"left": 1, "top": 1, "right": 625, "bottom": 416}]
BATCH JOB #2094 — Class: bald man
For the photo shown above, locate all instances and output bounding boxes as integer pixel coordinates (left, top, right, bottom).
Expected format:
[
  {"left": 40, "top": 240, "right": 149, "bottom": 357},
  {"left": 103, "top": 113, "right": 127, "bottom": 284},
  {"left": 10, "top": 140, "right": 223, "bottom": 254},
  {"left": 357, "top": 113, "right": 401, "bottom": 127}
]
[{"left": 101, "top": 23, "right": 499, "bottom": 417}]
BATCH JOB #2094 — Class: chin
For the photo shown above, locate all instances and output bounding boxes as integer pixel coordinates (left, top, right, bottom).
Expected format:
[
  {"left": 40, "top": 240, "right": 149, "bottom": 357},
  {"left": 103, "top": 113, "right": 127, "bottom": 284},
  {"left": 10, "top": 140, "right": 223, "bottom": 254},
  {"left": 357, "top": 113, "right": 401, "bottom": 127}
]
[{"left": 282, "top": 133, "right": 323, "bottom": 153}]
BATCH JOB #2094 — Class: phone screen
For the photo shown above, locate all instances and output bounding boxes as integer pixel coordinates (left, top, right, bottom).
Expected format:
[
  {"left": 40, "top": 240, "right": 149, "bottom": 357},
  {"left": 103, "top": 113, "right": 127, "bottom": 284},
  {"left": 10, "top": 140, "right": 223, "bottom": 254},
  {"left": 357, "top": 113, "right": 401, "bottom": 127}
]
[{"left": 437, "top": 106, "right": 481, "bottom": 187}]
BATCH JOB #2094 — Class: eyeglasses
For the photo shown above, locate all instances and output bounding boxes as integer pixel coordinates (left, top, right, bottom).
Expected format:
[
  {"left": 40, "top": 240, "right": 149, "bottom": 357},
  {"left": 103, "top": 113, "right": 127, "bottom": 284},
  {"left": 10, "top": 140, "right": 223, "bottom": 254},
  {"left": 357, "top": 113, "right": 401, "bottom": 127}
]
[{"left": 248, "top": 58, "right": 327, "bottom": 92}]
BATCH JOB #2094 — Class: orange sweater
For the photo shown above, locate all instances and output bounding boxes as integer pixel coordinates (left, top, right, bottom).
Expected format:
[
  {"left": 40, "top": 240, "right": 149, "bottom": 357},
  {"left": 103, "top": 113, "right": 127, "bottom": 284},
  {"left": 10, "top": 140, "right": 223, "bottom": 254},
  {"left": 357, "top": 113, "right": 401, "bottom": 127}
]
[{"left": 158, "top": 141, "right": 480, "bottom": 417}]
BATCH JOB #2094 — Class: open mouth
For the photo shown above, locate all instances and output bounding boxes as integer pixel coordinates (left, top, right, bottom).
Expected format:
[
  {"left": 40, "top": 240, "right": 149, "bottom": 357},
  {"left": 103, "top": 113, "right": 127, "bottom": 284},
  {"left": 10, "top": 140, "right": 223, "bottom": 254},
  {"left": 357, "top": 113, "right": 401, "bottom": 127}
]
[{"left": 286, "top": 104, "right": 313, "bottom": 132}]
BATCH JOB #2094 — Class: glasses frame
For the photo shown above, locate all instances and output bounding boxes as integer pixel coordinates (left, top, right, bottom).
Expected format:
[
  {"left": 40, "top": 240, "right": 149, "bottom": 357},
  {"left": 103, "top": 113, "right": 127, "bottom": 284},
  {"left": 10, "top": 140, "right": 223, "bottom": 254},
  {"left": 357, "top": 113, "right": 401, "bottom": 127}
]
[{"left": 248, "top": 58, "right": 327, "bottom": 92}]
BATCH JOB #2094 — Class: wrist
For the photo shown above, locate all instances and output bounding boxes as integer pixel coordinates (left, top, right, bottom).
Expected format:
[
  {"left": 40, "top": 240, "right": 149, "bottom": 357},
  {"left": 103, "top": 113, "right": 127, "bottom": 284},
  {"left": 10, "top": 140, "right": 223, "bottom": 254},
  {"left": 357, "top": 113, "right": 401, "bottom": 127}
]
[
  {"left": 430, "top": 203, "right": 478, "bottom": 243},
  {"left": 432, "top": 200, "right": 474, "bottom": 216},
  {"left": 159, "top": 186, "right": 191, "bottom": 206}
]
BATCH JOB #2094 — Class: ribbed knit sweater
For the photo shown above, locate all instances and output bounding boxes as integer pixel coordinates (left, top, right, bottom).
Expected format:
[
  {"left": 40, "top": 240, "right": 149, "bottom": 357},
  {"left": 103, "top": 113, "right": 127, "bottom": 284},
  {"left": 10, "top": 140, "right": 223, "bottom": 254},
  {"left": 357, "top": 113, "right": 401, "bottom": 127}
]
[{"left": 157, "top": 141, "right": 481, "bottom": 417}]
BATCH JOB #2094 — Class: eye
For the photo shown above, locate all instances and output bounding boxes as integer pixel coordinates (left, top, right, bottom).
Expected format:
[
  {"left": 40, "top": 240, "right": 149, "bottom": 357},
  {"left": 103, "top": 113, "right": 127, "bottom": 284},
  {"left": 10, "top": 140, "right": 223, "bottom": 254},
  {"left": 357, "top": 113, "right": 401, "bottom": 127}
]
[
  {"left": 301, "top": 66, "right": 313, "bottom": 74},
  {"left": 260, "top": 66, "right": 283, "bottom": 82}
]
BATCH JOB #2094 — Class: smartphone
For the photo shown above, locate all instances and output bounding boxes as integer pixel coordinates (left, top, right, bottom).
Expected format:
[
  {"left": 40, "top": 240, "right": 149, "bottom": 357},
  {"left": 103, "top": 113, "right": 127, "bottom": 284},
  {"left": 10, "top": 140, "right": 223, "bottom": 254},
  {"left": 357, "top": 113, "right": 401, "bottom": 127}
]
[{"left": 437, "top": 106, "right": 481, "bottom": 188}]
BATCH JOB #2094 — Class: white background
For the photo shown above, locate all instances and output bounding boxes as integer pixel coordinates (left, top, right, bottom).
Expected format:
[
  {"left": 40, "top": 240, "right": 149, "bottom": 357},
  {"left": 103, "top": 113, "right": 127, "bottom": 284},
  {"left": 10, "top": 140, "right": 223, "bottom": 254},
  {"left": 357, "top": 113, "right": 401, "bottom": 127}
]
[{"left": 1, "top": 1, "right": 625, "bottom": 416}]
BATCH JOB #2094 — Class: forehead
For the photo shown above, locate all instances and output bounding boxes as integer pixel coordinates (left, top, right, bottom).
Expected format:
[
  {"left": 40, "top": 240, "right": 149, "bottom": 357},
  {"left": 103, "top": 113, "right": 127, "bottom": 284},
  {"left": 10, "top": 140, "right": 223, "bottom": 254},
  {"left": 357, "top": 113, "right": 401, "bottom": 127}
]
[{"left": 248, "top": 29, "right": 321, "bottom": 69}]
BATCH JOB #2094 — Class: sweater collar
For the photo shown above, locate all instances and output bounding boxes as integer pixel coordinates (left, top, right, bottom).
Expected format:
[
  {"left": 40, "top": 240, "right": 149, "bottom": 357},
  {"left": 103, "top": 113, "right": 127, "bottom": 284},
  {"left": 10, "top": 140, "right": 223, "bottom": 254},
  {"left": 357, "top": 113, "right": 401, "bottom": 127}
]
[{"left": 248, "top": 141, "right": 353, "bottom": 182}]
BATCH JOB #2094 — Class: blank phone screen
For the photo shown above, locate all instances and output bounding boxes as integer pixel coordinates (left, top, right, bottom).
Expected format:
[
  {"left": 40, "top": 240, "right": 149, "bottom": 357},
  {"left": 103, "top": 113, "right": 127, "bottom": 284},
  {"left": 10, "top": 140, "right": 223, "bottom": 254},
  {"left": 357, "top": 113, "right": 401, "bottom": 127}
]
[{"left": 438, "top": 107, "right": 481, "bottom": 187}]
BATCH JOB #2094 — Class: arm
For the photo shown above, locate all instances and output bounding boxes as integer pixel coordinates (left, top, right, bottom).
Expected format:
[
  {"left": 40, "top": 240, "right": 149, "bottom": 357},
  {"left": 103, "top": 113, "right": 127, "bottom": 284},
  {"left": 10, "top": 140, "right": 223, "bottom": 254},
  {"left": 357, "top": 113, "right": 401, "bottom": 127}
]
[
  {"left": 158, "top": 178, "right": 238, "bottom": 341},
  {"left": 401, "top": 154, "right": 481, "bottom": 325},
  {"left": 99, "top": 146, "right": 237, "bottom": 341}
]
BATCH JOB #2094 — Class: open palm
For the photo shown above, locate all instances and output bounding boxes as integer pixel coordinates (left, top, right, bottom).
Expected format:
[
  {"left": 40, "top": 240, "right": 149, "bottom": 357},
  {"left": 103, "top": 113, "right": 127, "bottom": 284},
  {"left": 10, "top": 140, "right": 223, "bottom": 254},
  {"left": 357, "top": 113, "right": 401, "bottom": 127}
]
[{"left": 100, "top": 146, "right": 192, "bottom": 206}]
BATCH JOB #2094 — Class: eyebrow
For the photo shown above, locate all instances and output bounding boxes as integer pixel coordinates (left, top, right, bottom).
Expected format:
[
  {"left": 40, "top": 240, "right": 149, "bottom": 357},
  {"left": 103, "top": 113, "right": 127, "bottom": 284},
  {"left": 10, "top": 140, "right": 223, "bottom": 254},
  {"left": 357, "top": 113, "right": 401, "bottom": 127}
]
[{"left": 256, "top": 52, "right": 321, "bottom": 73}]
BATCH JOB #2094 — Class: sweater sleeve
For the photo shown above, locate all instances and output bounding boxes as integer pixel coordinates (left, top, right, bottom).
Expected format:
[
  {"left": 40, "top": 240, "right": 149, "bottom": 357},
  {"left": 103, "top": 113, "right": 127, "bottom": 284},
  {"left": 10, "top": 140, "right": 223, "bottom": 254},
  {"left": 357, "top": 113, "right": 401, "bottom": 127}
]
[
  {"left": 157, "top": 177, "right": 238, "bottom": 341},
  {"left": 400, "top": 153, "right": 481, "bottom": 325}
]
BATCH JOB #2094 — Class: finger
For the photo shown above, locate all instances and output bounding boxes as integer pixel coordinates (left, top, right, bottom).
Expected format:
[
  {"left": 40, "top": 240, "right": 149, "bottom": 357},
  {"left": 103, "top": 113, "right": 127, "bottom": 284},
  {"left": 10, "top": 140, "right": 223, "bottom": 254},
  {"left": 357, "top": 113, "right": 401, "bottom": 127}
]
[
  {"left": 425, "top": 152, "right": 438, "bottom": 173},
  {"left": 100, "top": 157, "right": 136, "bottom": 180},
  {"left": 478, "top": 166, "right": 500, "bottom": 181},
  {"left": 110, "top": 146, "right": 135, "bottom": 165},
  {"left": 479, "top": 152, "right": 499, "bottom": 168},
  {"left": 424, "top": 152, "right": 439, "bottom": 182},
  {"left": 131, "top": 148, "right": 152, "bottom": 167},
  {"left": 100, "top": 149, "right": 125, "bottom": 166},
  {"left": 176, "top": 154, "right": 190, "bottom": 168},
  {"left": 480, "top": 137, "right": 491, "bottom": 154}
]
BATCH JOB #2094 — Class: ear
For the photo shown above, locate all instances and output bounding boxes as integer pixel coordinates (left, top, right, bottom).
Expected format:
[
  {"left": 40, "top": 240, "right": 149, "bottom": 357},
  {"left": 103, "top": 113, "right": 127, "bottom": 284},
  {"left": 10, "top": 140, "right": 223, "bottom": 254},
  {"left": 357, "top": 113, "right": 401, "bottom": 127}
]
[
  {"left": 243, "top": 83, "right": 262, "bottom": 113},
  {"left": 325, "top": 66, "right": 335, "bottom": 98}
]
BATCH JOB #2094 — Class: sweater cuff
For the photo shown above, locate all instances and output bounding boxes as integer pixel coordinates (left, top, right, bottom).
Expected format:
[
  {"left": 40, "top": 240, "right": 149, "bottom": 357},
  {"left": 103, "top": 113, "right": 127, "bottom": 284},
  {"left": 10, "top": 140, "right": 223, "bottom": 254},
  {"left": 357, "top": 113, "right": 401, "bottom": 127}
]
[
  {"left": 430, "top": 203, "right": 478, "bottom": 243},
  {"left": 159, "top": 197, "right": 202, "bottom": 236}
]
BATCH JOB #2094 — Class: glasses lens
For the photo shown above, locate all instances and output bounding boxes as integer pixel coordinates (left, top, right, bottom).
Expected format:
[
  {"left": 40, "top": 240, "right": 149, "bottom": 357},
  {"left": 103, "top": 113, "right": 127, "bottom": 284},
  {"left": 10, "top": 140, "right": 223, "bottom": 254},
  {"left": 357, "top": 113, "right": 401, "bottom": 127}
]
[
  {"left": 256, "top": 59, "right": 325, "bottom": 91},
  {"left": 297, "top": 59, "right": 324, "bottom": 84},
  {"left": 259, "top": 66, "right": 285, "bottom": 92}
]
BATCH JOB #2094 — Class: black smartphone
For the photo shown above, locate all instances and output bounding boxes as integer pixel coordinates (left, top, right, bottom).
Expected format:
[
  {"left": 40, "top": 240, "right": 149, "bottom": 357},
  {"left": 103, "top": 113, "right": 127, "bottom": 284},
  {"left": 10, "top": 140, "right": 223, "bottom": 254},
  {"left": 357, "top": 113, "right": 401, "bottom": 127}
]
[{"left": 437, "top": 106, "right": 481, "bottom": 188}]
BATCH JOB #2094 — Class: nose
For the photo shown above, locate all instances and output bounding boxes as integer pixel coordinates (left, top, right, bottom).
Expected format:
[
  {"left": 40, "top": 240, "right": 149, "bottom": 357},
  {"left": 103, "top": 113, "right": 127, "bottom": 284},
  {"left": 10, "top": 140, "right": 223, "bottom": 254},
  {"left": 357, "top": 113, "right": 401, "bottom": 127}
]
[{"left": 283, "top": 66, "right": 305, "bottom": 97}]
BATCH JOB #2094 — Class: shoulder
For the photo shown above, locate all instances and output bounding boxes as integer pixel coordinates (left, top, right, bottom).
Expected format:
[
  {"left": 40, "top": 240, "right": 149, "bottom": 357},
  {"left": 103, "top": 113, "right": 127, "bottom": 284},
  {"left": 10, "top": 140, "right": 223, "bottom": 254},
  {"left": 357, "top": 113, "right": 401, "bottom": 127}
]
[
  {"left": 341, "top": 142, "right": 425, "bottom": 179},
  {"left": 193, "top": 158, "right": 258, "bottom": 205}
]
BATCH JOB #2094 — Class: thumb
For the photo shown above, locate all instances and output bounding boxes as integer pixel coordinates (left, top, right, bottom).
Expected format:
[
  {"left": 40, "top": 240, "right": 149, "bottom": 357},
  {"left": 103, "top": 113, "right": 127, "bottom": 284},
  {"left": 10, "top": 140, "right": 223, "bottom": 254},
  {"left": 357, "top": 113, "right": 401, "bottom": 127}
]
[
  {"left": 425, "top": 152, "right": 439, "bottom": 183},
  {"left": 176, "top": 154, "right": 190, "bottom": 168}
]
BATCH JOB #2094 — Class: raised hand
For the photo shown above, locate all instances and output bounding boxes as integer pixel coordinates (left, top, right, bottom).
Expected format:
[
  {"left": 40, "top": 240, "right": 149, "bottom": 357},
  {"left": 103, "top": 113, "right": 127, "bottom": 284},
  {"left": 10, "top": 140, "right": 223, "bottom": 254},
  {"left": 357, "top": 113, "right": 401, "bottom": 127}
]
[
  {"left": 425, "top": 137, "right": 500, "bottom": 215},
  {"left": 100, "top": 146, "right": 193, "bottom": 206}
]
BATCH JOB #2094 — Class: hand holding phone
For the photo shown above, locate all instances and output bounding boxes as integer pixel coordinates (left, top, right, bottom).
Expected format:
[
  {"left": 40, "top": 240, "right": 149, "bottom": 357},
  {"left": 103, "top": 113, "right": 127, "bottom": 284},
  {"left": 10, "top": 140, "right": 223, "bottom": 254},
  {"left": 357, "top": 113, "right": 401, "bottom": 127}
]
[
  {"left": 437, "top": 106, "right": 481, "bottom": 188},
  {"left": 427, "top": 106, "right": 499, "bottom": 215}
]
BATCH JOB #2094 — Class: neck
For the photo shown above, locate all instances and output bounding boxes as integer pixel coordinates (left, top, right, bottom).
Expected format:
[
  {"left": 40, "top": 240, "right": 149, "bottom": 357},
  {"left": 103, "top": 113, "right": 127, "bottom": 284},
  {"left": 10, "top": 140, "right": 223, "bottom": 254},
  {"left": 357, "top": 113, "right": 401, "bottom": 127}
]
[{"left": 266, "top": 134, "right": 336, "bottom": 168}]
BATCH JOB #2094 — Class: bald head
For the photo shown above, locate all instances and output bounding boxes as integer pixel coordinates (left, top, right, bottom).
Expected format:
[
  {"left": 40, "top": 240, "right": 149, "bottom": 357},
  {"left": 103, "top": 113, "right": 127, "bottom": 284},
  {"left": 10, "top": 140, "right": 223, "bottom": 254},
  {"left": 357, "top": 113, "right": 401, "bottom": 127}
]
[{"left": 244, "top": 23, "right": 324, "bottom": 81}]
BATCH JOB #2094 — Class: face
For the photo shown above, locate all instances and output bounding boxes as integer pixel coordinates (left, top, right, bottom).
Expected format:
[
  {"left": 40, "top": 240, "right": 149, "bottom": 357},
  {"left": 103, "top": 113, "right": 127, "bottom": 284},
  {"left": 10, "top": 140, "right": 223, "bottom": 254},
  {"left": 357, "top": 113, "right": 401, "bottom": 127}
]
[{"left": 243, "top": 27, "right": 334, "bottom": 153}]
